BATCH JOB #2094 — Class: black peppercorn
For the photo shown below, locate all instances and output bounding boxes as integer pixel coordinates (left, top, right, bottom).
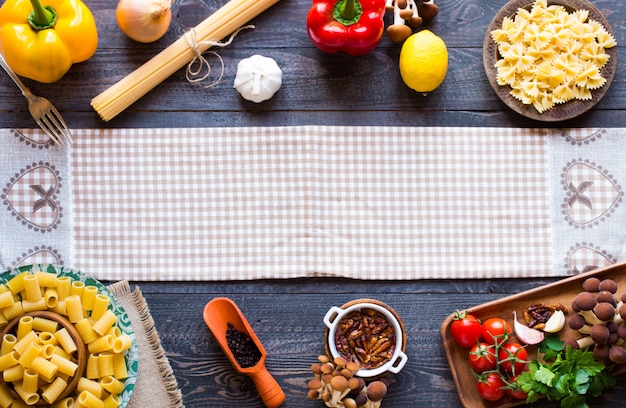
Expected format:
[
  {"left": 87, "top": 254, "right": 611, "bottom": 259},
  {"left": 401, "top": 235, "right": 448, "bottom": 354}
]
[{"left": 226, "top": 322, "right": 262, "bottom": 368}]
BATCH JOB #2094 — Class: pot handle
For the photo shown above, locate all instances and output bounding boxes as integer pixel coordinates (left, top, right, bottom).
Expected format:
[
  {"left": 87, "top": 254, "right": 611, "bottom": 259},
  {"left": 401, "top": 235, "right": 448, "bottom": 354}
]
[
  {"left": 385, "top": 350, "right": 408, "bottom": 374},
  {"left": 323, "top": 306, "right": 343, "bottom": 329}
]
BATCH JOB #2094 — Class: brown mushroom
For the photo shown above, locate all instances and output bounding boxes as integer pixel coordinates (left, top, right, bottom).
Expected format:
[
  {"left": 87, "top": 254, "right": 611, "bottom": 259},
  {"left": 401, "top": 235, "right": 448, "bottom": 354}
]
[
  {"left": 334, "top": 356, "right": 348, "bottom": 368},
  {"left": 599, "top": 279, "right": 618, "bottom": 294},
  {"left": 582, "top": 277, "right": 601, "bottom": 292},
  {"left": 307, "top": 388, "right": 321, "bottom": 400},
  {"left": 321, "top": 362, "right": 334, "bottom": 375},
  {"left": 386, "top": 0, "right": 414, "bottom": 42},
  {"left": 575, "top": 335, "right": 595, "bottom": 349},
  {"left": 573, "top": 291, "right": 596, "bottom": 311},
  {"left": 617, "top": 324, "right": 626, "bottom": 342},
  {"left": 399, "top": 7, "right": 413, "bottom": 19},
  {"left": 596, "top": 290, "right": 617, "bottom": 306},
  {"left": 322, "top": 390, "right": 332, "bottom": 403},
  {"left": 590, "top": 324, "right": 610, "bottom": 345},
  {"left": 563, "top": 338, "right": 580, "bottom": 350},
  {"left": 609, "top": 345, "right": 626, "bottom": 364},
  {"left": 593, "top": 302, "right": 616, "bottom": 323},
  {"left": 344, "top": 397, "right": 358, "bottom": 408},
  {"left": 310, "top": 362, "right": 322, "bottom": 378},
  {"left": 568, "top": 313, "right": 591, "bottom": 334},
  {"left": 340, "top": 367, "right": 353, "bottom": 379},
  {"left": 322, "top": 373, "right": 334, "bottom": 384},
  {"left": 417, "top": 0, "right": 438, "bottom": 20},
  {"left": 346, "top": 360, "right": 360, "bottom": 373},
  {"left": 308, "top": 378, "right": 323, "bottom": 391},
  {"left": 593, "top": 343, "right": 611, "bottom": 364},
  {"left": 387, "top": 22, "right": 412, "bottom": 42},
  {"left": 348, "top": 376, "right": 365, "bottom": 393},
  {"left": 330, "top": 375, "right": 350, "bottom": 406},
  {"left": 617, "top": 303, "right": 626, "bottom": 324},
  {"left": 355, "top": 393, "right": 368, "bottom": 406},
  {"left": 573, "top": 291, "right": 609, "bottom": 325},
  {"left": 404, "top": 0, "right": 423, "bottom": 28},
  {"left": 365, "top": 381, "right": 388, "bottom": 408}
]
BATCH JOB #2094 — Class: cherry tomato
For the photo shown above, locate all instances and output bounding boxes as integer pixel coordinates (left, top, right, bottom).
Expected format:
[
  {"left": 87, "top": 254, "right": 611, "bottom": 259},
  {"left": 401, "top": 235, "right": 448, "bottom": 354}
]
[
  {"left": 469, "top": 342, "right": 496, "bottom": 373},
  {"left": 498, "top": 342, "right": 528, "bottom": 374},
  {"left": 476, "top": 372, "right": 506, "bottom": 401},
  {"left": 481, "top": 317, "right": 511, "bottom": 345},
  {"left": 450, "top": 311, "right": 482, "bottom": 348},
  {"left": 506, "top": 376, "right": 528, "bottom": 400}
]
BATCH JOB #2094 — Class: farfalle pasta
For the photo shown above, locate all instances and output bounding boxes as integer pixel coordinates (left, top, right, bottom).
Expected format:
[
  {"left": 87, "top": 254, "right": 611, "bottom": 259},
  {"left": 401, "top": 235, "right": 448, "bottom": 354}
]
[{"left": 490, "top": 0, "right": 617, "bottom": 113}]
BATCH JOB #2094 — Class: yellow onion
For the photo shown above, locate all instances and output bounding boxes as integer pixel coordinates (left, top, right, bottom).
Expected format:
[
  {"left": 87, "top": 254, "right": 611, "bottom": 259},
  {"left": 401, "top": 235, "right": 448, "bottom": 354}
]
[{"left": 116, "top": 0, "right": 173, "bottom": 43}]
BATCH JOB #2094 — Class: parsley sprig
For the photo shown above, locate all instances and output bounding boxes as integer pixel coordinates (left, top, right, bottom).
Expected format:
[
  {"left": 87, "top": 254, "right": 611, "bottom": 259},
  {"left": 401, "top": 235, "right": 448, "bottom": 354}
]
[{"left": 516, "top": 335, "right": 616, "bottom": 408}]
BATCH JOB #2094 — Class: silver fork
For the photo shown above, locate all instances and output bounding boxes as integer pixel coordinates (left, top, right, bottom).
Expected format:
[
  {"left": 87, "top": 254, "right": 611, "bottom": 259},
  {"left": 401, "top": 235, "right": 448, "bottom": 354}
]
[{"left": 0, "top": 53, "right": 73, "bottom": 149}]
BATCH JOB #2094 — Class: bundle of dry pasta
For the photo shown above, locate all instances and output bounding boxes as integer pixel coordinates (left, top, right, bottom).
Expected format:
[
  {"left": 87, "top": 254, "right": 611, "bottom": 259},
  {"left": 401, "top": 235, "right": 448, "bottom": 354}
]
[
  {"left": 91, "top": 0, "right": 280, "bottom": 122},
  {"left": 0, "top": 270, "right": 132, "bottom": 407}
]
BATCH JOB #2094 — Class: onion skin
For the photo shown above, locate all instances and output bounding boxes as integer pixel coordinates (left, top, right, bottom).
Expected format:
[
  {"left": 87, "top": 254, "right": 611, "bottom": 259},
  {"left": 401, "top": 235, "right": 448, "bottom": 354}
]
[{"left": 116, "top": 0, "right": 172, "bottom": 43}]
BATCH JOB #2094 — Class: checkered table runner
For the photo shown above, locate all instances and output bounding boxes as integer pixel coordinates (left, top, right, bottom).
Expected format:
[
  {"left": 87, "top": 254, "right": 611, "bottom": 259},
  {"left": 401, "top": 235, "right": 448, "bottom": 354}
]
[{"left": 2, "top": 127, "right": 625, "bottom": 281}]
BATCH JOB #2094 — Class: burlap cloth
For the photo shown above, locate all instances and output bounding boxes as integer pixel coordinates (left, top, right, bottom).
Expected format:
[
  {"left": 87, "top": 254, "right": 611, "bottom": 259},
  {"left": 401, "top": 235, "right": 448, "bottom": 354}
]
[{"left": 108, "top": 280, "right": 184, "bottom": 408}]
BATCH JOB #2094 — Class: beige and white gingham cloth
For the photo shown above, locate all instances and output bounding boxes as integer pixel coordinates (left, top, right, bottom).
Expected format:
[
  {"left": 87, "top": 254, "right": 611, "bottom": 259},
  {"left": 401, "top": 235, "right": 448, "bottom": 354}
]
[{"left": 3, "top": 126, "right": 626, "bottom": 281}]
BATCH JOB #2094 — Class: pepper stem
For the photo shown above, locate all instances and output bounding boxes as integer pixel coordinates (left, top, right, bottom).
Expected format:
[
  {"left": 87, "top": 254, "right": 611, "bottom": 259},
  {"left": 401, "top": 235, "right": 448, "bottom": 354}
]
[
  {"left": 333, "top": 0, "right": 363, "bottom": 26},
  {"left": 28, "top": 0, "right": 57, "bottom": 30}
]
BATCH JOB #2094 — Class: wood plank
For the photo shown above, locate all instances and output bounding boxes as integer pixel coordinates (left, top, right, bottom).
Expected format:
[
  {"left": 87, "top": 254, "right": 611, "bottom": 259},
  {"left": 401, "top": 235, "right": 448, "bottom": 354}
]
[
  {"left": 2, "top": 0, "right": 624, "bottom": 127},
  {"left": 139, "top": 282, "right": 626, "bottom": 407}
]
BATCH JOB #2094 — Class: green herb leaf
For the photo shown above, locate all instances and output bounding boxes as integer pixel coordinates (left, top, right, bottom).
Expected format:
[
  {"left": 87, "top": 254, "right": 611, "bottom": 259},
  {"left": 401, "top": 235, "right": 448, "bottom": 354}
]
[
  {"left": 534, "top": 365, "right": 555, "bottom": 385},
  {"left": 540, "top": 334, "right": 564, "bottom": 360},
  {"left": 560, "top": 394, "right": 588, "bottom": 408},
  {"left": 514, "top": 343, "right": 615, "bottom": 408}
]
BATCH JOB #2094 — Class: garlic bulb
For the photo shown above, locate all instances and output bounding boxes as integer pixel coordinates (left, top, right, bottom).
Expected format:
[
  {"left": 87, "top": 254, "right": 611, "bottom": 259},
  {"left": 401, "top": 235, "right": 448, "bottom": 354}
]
[{"left": 234, "top": 55, "right": 282, "bottom": 103}]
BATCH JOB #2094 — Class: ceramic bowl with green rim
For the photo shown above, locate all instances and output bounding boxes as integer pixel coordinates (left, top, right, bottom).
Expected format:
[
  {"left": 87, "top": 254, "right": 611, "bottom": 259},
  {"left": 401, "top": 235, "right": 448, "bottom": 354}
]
[{"left": 0, "top": 264, "right": 137, "bottom": 407}]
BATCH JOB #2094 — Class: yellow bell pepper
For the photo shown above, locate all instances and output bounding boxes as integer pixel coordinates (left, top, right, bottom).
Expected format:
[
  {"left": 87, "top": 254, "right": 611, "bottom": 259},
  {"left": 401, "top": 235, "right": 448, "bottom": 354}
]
[{"left": 0, "top": 0, "right": 98, "bottom": 83}]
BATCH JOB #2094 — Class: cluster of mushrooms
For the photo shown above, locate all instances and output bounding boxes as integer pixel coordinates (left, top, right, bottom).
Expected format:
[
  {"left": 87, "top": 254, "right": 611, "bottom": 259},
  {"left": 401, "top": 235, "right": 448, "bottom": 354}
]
[
  {"left": 385, "top": 0, "right": 439, "bottom": 42},
  {"left": 307, "top": 355, "right": 388, "bottom": 408},
  {"left": 565, "top": 277, "right": 626, "bottom": 364}
]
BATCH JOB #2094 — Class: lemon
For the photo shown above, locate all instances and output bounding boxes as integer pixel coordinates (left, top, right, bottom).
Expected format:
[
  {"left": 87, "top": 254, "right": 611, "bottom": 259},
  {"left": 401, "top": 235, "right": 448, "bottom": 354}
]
[{"left": 399, "top": 30, "right": 448, "bottom": 93}]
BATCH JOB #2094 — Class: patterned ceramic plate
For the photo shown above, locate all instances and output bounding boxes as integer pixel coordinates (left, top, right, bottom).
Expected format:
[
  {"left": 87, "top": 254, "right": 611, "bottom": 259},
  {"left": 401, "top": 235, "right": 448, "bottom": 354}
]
[
  {"left": 483, "top": 0, "right": 617, "bottom": 122},
  {"left": 0, "top": 264, "right": 137, "bottom": 407}
]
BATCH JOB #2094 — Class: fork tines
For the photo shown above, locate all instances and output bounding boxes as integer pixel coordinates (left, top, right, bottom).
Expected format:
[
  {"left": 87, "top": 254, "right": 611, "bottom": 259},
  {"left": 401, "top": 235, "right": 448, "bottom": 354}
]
[{"left": 38, "top": 108, "right": 73, "bottom": 149}]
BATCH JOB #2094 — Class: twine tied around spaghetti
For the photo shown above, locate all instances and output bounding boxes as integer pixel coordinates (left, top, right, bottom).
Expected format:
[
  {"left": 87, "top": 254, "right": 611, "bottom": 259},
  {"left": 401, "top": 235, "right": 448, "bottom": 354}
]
[{"left": 184, "top": 25, "right": 255, "bottom": 88}]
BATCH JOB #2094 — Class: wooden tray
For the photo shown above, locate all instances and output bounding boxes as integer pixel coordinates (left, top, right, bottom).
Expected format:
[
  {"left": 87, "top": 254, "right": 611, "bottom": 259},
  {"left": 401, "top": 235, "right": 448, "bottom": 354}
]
[
  {"left": 483, "top": 0, "right": 617, "bottom": 122},
  {"left": 440, "top": 261, "right": 626, "bottom": 408}
]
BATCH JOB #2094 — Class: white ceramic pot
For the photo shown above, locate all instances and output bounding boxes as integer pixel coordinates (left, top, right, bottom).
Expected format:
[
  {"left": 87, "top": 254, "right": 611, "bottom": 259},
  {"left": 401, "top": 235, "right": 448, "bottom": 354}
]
[{"left": 323, "top": 301, "right": 408, "bottom": 378}]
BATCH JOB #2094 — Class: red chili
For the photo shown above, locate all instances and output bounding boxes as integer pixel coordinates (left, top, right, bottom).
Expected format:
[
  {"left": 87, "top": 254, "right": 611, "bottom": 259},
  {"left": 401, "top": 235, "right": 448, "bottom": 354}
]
[{"left": 306, "top": 0, "right": 386, "bottom": 56}]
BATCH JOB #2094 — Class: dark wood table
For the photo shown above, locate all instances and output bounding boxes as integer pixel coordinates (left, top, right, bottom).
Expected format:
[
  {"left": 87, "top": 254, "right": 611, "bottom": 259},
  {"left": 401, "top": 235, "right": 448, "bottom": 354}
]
[{"left": 2, "top": 0, "right": 625, "bottom": 406}]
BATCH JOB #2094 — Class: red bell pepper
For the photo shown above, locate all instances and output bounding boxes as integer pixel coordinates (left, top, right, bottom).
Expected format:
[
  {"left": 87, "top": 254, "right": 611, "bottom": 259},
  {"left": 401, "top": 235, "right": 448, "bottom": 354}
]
[{"left": 306, "top": 0, "right": 386, "bottom": 56}]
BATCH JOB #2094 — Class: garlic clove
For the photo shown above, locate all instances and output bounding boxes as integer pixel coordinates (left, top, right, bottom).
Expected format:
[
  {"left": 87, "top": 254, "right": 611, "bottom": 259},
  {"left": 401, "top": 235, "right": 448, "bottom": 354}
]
[
  {"left": 513, "top": 311, "right": 544, "bottom": 345},
  {"left": 543, "top": 310, "right": 566, "bottom": 333},
  {"left": 234, "top": 55, "right": 282, "bottom": 103}
]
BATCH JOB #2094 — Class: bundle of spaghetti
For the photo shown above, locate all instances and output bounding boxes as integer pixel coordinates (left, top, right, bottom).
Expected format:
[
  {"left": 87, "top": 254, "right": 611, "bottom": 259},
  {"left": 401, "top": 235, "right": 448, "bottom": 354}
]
[{"left": 91, "top": 0, "right": 280, "bottom": 122}]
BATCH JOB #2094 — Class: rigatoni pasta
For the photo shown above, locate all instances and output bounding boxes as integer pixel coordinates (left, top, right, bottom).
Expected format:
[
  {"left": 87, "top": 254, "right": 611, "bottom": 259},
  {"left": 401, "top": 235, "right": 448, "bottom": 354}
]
[
  {"left": 0, "top": 269, "right": 134, "bottom": 406},
  {"left": 42, "top": 377, "right": 68, "bottom": 404}
]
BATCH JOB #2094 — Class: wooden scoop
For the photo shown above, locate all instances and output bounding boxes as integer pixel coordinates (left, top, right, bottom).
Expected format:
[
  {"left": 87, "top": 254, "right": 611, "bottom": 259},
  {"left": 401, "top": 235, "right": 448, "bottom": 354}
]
[{"left": 203, "top": 297, "right": 285, "bottom": 408}]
